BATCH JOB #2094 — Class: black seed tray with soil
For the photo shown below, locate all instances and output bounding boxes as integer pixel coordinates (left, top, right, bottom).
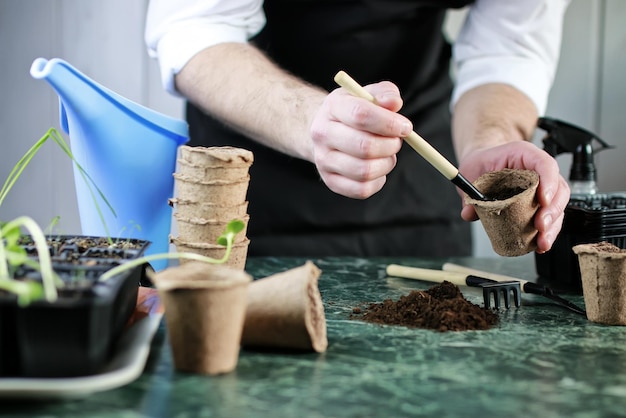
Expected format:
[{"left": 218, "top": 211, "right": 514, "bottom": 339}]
[{"left": 0, "top": 235, "right": 150, "bottom": 378}]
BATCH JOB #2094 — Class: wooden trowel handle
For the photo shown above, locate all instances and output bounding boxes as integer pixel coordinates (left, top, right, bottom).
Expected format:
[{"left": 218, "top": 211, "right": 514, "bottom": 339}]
[
  {"left": 386, "top": 264, "right": 471, "bottom": 287},
  {"left": 334, "top": 71, "right": 459, "bottom": 180}
]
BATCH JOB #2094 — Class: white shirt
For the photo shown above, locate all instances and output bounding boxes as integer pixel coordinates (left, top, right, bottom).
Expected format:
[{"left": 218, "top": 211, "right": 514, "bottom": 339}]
[{"left": 145, "top": 0, "right": 569, "bottom": 114}]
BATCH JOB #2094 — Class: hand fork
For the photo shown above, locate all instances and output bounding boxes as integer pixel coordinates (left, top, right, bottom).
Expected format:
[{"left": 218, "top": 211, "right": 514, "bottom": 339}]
[
  {"left": 386, "top": 264, "right": 521, "bottom": 310},
  {"left": 442, "top": 263, "right": 586, "bottom": 316}
]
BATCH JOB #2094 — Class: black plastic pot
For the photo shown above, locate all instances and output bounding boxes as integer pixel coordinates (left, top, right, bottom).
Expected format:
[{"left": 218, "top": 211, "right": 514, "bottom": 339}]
[{"left": 0, "top": 235, "right": 150, "bottom": 377}]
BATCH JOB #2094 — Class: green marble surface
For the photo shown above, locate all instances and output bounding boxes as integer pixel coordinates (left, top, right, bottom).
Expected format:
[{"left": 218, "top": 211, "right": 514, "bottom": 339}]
[{"left": 3, "top": 255, "right": 626, "bottom": 418}]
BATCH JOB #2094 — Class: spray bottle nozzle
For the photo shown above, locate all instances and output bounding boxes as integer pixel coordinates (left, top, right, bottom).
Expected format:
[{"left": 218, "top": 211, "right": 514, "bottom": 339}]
[{"left": 538, "top": 117, "right": 614, "bottom": 183}]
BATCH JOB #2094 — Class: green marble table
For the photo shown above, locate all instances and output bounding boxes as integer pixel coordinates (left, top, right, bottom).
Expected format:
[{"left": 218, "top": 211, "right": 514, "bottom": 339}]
[{"left": 3, "top": 255, "right": 626, "bottom": 418}]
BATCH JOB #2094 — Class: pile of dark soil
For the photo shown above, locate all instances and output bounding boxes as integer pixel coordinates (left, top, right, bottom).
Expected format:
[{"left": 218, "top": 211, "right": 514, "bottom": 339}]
[{"left": 351, "top": 281, "right": 499, "bottom": 332}]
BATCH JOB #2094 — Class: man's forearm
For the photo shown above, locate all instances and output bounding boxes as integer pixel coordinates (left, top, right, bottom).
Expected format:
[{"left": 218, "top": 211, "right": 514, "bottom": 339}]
[
  {"left": 452, "top": 83, "right": 539, "bottom": 162},
  {"left": 175, "top": 42, "right": 326, "bottom": 162}
]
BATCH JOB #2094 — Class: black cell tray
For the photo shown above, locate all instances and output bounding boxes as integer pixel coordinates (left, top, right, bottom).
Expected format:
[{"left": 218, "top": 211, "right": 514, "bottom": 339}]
[
  {"left": 0, "top": 235, "right": 150, "bottom": 377},
  {"left": 535, "top": 193, "right": 626, "bottom": 292}
]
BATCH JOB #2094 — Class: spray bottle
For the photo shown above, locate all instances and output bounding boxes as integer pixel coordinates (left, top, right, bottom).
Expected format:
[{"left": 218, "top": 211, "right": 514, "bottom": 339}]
[{"left": 538, "top": 116, "right": 613, "bottom": 195}]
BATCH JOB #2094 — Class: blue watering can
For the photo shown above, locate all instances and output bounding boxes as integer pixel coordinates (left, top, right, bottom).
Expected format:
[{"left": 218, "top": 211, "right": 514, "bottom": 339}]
[{"left": 30, "top": 57, "right": 189, "bottom": 271}]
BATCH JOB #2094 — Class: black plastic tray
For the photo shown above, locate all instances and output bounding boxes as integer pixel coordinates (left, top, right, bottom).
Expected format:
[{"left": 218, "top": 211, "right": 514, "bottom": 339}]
[
  {"left": 535, "top": 193, "right": 626, "bottom": 292},
  {"left": 0, "top": 235, "right": 150, "bottom": 377}
]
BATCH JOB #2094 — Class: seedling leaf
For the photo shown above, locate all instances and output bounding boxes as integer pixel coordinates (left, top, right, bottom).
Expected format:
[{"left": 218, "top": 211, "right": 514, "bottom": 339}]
[
  {"left": 98, "top": 219, "right": 245, "bottom": 282},
  {"left": 217, "top": 219, "right": 245, "bottom": 246}
]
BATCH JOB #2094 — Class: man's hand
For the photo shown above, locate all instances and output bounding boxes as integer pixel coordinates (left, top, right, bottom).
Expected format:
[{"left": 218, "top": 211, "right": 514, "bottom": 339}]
[
  {"left": 309, "top": 81, "right": 412, "bottom": 199},
  {"left": 457, "top": 141, "right": 570, "bottom": 253}
]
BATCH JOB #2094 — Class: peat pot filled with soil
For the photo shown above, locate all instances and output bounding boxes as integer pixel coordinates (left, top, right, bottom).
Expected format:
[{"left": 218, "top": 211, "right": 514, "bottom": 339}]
[
  {"left": 0, "top": 235, "right": 150, "bottom": 378},
  {"left": 465, "top": 169, "right": 540, "bottom": 257}
]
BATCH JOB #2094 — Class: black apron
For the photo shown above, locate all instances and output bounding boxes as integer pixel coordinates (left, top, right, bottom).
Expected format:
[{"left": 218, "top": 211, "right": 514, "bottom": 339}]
[{"left": 186, "top": 0, "right": 474, "bottom": 257}]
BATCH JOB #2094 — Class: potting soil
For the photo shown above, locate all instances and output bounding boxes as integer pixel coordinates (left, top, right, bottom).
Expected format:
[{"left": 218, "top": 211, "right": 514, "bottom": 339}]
[{"left": 351, "top": 281, "right": 499, "bottom": 332}]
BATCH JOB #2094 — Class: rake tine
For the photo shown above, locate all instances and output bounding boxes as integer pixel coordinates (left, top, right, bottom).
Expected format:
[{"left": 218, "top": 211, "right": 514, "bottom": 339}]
[{"left": 476, "top": 280, "right": 521, "bottom": 310}]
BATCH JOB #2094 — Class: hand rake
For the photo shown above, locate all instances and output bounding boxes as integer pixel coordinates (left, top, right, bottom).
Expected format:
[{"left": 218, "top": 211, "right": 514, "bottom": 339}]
[
  {"left": 442, "top": 263, "right": 586, "bottom": 316},
  {"left": 386, "top": 264, "right": 521, "bottom": 310}
]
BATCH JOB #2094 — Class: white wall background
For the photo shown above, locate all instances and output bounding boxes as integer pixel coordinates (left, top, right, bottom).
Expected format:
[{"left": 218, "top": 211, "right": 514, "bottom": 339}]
[{"left": 0, "top": 0, "right": 624, "bottom": 257}]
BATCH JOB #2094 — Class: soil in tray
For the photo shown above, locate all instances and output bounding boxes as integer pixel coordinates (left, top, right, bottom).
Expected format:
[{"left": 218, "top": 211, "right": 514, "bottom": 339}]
[
  {"left": 20, "top": 236, "right": 147, "bottom": 264},
  {"left": 350, "top": 281, "right": 499, "bottom": 332}
]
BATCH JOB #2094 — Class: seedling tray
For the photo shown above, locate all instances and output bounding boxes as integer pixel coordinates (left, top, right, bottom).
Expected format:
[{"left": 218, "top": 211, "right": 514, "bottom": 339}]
[
  {"left": 0, "top": 235, "right": 150, "bottom": 377},
  {"left": 535, "top": 193, "right": 626, "bottom": 292}
]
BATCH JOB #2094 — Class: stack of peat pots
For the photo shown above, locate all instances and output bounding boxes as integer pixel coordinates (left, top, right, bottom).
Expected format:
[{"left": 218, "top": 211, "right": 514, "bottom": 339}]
[{"left": 170, "top": 145, "right": 253, "bottom": 270}]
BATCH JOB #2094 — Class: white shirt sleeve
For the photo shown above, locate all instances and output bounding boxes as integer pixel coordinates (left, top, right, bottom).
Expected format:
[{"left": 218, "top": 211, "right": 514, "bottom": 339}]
[
  {"left": 451, "top": 0, "right": 570, "bottom": 115},
  {"left": 145, "top": 0, "right": 266, "bottom": 96}
]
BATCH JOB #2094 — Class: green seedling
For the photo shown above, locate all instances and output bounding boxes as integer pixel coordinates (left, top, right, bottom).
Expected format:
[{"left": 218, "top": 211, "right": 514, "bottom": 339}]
[
  {"left": 0, "top": 127, "right": 115, "bottom": 304},
  {"left": 0, "top": 128, "right": 116, "bottom": 236},
  {"left": 99, "top": 219, "right": 246, "bottom": 282},
  {"left": 0, "top": 218, "right": 244, "bottom": 305},
  {"left": 0, "top": 216, "right": 59, "bottom": 305}
]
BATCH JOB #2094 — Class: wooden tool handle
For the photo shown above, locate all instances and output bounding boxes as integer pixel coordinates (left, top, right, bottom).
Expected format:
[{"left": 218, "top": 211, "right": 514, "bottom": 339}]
[
  {"left": 334, "top": 71, "right": 459, "bottom": 180},
  {"left": 386, "top": 264, "right": 469, "bottom": 287},
  {"left": 442, "top": 263, "right": 529, "bottom": 287}
]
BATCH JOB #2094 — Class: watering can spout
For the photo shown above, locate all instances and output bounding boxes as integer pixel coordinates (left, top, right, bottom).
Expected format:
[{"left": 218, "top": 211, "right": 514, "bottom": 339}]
[
  {"left": 31, "top": 58, "right": 73, "bottom": 133},
  {"left": 30, "top": 57, "right": 189, "bottom": 270}
]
